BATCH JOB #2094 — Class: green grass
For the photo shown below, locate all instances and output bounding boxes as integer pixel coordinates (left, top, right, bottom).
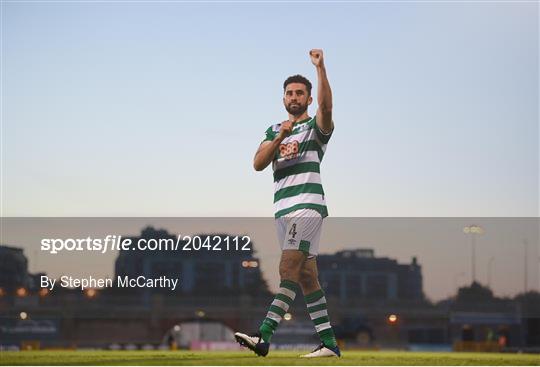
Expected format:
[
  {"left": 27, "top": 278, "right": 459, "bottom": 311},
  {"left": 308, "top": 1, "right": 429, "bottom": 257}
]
[{"left": 0, "top": 350, "right": 539, "bottom": 366}]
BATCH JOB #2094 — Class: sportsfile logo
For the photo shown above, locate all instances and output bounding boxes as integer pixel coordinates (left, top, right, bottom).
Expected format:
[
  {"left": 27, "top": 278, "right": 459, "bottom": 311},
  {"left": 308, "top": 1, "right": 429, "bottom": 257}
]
[
  {"left": 41, "top": 235, "right": 132, "bottom": 254},
  {"left": 40, "top": 235, "right": 252, "bottom": 254}
]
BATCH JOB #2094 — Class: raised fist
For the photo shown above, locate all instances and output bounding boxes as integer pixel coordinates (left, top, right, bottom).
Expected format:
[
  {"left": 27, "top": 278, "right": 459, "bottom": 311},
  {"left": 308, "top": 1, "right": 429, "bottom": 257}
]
[
  {"left": 278, "top": 120, "right": 293, "bottom": 140},
  {"left": 310, "top": 49, "right": 324, "bottom": 67}
]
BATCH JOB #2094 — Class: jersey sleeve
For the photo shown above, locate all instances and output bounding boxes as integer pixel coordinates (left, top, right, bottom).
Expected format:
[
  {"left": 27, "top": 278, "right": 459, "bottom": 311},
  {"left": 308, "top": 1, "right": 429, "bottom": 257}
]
[
  {"left": 311, "top": 117, "right": 333, "bottom": 144},
  {"left": 261, "top": 125, "right": 277, "bottom": 144}
]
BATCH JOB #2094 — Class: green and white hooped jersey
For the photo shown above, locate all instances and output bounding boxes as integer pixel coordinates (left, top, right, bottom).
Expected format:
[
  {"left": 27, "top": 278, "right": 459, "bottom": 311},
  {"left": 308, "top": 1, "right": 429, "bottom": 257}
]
[{"left": 262, "top": 116, "right": 333, "bottom": 219}]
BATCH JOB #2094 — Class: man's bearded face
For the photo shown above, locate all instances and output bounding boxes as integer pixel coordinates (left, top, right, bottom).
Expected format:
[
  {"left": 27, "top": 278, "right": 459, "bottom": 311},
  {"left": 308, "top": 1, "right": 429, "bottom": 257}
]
[{"left": 284, "top": 83, "right": 311, "bottom": 117}]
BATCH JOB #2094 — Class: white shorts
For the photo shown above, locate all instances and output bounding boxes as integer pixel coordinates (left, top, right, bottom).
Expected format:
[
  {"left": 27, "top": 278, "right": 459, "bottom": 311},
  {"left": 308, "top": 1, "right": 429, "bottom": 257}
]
[{"left": 276, "top": 208, "right": 323, "bottom": 258}]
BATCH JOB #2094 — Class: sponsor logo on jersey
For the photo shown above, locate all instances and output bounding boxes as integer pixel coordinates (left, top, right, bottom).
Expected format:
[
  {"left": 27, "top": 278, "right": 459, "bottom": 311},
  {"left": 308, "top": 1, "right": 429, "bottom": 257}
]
[{"left": 279, "top": 140, "right": 299, "bottom": 160}]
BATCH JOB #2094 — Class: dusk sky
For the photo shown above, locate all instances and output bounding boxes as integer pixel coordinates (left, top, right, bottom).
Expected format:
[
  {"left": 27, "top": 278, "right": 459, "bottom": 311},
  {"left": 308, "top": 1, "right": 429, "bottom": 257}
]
[{"left": 1, "top": 2, "right": 538, "bottom": 300}]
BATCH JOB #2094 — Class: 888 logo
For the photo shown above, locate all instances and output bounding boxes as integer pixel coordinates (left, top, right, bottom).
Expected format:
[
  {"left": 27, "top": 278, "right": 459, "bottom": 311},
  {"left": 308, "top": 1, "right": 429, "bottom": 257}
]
[{"left": 279, "top": 140, "right": 299, "bottom": 160}]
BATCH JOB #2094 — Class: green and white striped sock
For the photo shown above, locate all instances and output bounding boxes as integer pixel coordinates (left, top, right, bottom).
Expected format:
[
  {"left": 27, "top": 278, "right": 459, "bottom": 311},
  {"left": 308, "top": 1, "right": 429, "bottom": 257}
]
[
  {"left": 259, "top": 279, "right": 297, "bottom": 343},
  {"left": 305, "top": 289, "right": 337, "bottom": 348}
]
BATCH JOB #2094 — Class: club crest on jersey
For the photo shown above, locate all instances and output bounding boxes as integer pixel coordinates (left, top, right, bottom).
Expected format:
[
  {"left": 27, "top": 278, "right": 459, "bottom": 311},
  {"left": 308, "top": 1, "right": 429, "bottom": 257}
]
[
  {"left": 293, "top": 124, "right": 309, "bottom": 134},
  {"left": 279, "top": 140, "right": 299, "bottom": 160}
]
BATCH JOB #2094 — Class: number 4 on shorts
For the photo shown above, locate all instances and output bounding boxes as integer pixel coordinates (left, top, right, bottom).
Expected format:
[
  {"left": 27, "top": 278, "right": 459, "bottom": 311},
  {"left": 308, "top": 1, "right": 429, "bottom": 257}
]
[{"left": 289, "top": 223, "right": 297, "bottom": 238}]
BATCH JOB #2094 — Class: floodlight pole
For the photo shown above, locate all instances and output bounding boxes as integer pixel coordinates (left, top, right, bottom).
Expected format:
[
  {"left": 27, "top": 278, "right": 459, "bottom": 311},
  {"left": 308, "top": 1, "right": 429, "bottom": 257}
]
[{"left": 463, "top": 225, "right": 484, "bottom": 284}]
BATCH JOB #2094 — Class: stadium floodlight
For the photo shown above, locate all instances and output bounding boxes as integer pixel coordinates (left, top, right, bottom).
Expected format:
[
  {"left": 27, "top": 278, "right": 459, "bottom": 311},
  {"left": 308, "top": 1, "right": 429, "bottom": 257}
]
[
  {"left": 463, "top": 225, "right": 484, "bottom": 284},
  {"left": 463, "top": 225, "right": 484, "bottom": 235},
  {"left": 242, "top": 260, "right": 259, "bottom": 268},
  {"left": 16, "top": 287, "right": 28, "bottom": 297},
  {"left": 38, "top": 288, "right": 49, "bottom": 297},
  {"left": 84, "top": 289, "right": 97, "bottom": 298},
  {"left": 196, "top": 310, "right": 206, "bottom": 318}
]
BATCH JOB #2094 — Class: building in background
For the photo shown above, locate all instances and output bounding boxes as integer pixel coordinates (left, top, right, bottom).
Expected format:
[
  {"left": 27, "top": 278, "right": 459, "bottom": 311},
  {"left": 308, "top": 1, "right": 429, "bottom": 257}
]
[
  {"left": 318, "top": 249, "right": 423, "bottom": 302},
  {"left": 1, "top": 239, "right": 538, "bottom": 351},
  {"left": 115, "top": 226, "right": 268, "bottom": 296},
  {"left": 0, "top": 245, "right": 43, "bottom": 293}
]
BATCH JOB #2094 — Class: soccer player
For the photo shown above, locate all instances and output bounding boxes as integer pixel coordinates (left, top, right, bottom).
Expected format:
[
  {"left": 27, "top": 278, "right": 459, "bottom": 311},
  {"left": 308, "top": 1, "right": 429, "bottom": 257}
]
[{"left": 235, "top": 49, "right": 340, "bottom": 358}]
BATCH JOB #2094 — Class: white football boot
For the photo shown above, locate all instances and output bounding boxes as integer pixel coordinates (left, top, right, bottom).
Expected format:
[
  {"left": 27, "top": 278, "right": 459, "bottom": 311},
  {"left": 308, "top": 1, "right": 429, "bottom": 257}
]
[
  {"left": 234, "top": 332, "right": 269, "bottom": 356},
  {"left": 300, "top": 343, "right": 341, "bottom": 358}
]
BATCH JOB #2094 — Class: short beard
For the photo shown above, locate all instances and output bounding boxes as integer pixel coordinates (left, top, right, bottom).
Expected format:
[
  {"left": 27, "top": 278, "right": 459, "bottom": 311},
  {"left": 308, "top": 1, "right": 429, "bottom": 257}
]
[{"left": 285, "top": 103, "right": 308, "bottom": 117}]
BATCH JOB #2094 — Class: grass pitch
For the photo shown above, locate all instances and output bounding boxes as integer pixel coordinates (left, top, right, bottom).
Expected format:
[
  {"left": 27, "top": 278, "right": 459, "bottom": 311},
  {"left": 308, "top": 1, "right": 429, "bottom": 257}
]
[{"left": 1, "top": 350, "right": 539, "bottom": 366}]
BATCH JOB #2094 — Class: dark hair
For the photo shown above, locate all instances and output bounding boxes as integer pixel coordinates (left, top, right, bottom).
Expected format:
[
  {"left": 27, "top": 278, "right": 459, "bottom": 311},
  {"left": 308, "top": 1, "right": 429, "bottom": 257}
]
[{"left": 283, "top": 75, "right": 312, "bottom": 96}]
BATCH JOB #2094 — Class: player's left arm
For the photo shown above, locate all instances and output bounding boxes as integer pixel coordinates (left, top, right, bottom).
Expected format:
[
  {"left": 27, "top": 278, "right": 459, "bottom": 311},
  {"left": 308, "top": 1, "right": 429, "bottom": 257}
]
[{"left": 310, "top": 49, "right": 333, "bottom": 134}]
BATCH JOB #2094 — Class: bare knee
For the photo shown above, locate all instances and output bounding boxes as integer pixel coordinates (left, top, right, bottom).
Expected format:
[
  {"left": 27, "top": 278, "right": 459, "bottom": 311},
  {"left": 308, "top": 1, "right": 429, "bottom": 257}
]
[{"left": 279, "top": 260, "right": 302, "bottom": 282}]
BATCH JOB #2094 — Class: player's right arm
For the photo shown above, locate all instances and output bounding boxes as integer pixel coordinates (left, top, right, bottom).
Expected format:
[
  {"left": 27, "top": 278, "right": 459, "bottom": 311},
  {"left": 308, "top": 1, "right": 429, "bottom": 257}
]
[{"left": 253, "top": 121, "right": 293, "bottom": 171}]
